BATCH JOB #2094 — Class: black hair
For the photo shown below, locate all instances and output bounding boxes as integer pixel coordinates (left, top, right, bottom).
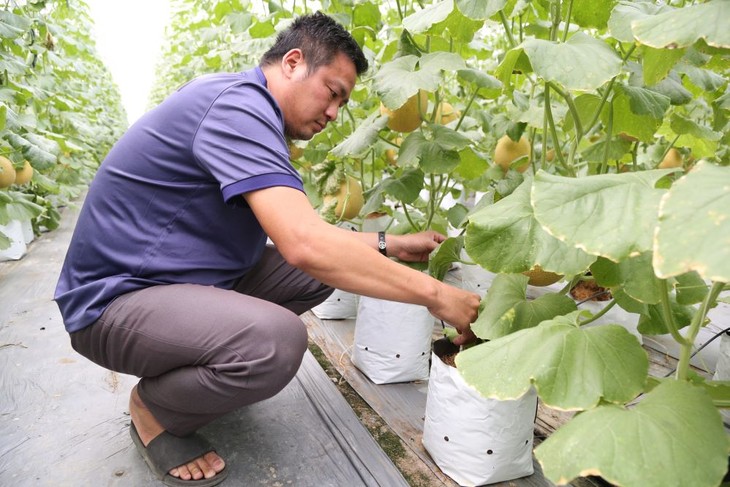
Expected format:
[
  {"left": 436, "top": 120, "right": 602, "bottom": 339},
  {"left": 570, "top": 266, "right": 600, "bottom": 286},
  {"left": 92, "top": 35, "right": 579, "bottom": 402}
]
[{"left": 260, "top": 12, "right": 368, "bottom": 76}]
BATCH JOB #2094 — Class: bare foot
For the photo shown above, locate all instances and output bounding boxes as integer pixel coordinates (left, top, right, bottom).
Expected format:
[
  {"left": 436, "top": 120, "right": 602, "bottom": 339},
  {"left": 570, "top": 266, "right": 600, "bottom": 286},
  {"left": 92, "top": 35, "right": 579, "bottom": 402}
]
[{"left": 129, "top": 385, "right": 226, "bottom": 481}]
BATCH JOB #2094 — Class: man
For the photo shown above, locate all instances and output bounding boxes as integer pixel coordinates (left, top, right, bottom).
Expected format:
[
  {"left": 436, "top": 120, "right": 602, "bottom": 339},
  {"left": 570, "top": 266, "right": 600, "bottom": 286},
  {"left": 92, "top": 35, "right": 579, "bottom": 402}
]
[{"left": 55, "top": 12, "right": 479, "bottom": 486}]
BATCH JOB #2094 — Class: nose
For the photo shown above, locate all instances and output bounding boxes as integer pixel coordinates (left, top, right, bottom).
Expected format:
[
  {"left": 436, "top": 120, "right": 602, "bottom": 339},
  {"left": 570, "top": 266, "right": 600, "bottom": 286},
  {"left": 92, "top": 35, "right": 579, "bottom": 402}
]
[{"left": 325, "top": 102, "right": 339, "bottom": 122}]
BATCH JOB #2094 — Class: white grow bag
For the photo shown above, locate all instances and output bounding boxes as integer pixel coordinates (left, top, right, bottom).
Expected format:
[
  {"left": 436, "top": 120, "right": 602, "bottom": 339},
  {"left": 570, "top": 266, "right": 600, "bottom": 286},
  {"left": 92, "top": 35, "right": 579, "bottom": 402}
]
[
  {"left": 351, "top": 296, "right": 433, "bottom": 384},
  {"left": 423, "top": 339, "right": 538, "bottom": 486},
  {"left": 0, "top": 220, "right": 28, "bottom": 261},
  {"left": 312, "top": 289, "right": 359, "bottom": 320}
]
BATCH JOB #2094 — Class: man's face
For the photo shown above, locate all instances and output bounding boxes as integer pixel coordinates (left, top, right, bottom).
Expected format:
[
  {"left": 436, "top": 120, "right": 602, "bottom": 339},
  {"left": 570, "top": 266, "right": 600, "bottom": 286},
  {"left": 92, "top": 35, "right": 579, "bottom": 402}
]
[{"left": 282, "top": 52, "right": 357, "bottom": 140}]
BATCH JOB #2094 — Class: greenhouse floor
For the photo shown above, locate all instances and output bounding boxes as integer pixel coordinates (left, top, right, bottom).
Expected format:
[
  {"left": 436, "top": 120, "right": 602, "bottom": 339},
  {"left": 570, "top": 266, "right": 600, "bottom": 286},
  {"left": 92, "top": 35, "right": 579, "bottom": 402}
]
[{"left": 1, "top": 198, "right": 724, "bottom": 487}]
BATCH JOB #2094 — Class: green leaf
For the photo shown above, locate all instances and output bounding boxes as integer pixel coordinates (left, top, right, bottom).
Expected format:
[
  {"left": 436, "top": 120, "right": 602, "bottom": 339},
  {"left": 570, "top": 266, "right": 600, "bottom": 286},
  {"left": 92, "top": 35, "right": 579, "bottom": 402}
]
[
  {"left": 249, "top": 19, "right": 275, "bottom": 38},
  {"left": 636, "top": 296, "right": 696, "bottom": 335},
  {"left": 678, "top": 63, "right": 727, "bottom": 92},
  {"left": 494, "top": 47, "right": 533, "bottom": 93},
  {"left": 456, "top": 68, "right": 502, "bottom": 98},
  {"left": 563, "top": 94, "right": 604, "bottom": 134},
  {"left": 419, "top": 145, "right": 460, "bottom": 174},
  {"left": 433, "top": 3, "right": 484, "bottom": 42},
  {"left": 455, "top": 0, "right": 507, "bottom": 19},
  {"left": 591, "top": 252, "right": 662, "bottom": 304},
  {"left": 455, "top": 147, "right": 489, "bottom": 180},
  {"left": 353, "top": 2, "right": 381, "bottom": 29},
  {"left": 457, "top": 314, "right": 649, "bottom": 409},
  {"left": 674, "top": 272, "right": 708, "bottom": 305},
  {"left": 473, "top": 274, "right": 577, "bottom": 339},
  {"left": 641, "top": 46, "right": 685, "bottom": 86},
  {"left": 608, "top": 1, "right": 664, "bottom": 43},
  {"left": 428, "top": 236, "right": 464, "bottom": 281},
  {"left": 0, "top": 10, "right": 31, "bottom": 39},
  {"left": 581, "top": 138, "right": 632, "bottom": 165},
  {"left": 532, "top": 170, "right": 672, "bottom": 262},
  {"left": 465, "top": 180, "right": 596, "bottom": 275},
  {"left": 521, "top": 32, "right": 622, "bottom": 91},
  {"left": 402, "top": 0, "right": 454, "bottom": 33},
  {"left": 654, "top": 161, "right": 730, "bottom": 282},
  {"left": 374, "top": 53, "right": 465, "bottom": 108},
  {"left": 608, "top": 89, "right": 661, "bottom": 143},
  {"left": 617, "top": 84, "right": 671, "bottom": 120},
  {"left": 446, "top": 203, "right": 468, "bottom": 229},
  {"left": 535, "top": 380, "right": 729, "bottom": 487},
  {"left": 381, "top": 168, "right": 424, "bottom": 204},
  {"left": 632, "top": 0, "right": 730, "bottom": 50},
  {"left": 331, "top": 112, "right": 388, "bottom": 158},
  {"left": 566, "top": 0, "right": 616, "bottom": 30}
]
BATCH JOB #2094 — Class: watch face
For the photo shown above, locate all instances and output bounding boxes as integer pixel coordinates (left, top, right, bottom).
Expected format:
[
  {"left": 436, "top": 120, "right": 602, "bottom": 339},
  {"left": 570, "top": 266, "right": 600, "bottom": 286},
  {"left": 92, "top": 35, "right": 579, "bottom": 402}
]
[{"left": 378, "top": 241, "right": 386, "bottom": 250}]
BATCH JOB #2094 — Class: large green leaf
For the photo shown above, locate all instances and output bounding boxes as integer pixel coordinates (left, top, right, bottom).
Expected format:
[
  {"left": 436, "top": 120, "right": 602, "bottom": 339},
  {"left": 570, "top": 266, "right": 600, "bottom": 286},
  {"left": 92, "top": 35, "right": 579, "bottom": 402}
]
[
  {"left": 532, "top": 170, "right": 672, "bottom": 262},
  {"left": 654, "top": 161, "right": 730, "bottom": 282},
  {"left": 494, "top": 47, "right": 533, "bottom": 93},
  {"left": 374, "top": 53, "right": 465, "bottom": 108},
  {"left": 455, "top": 0, "right": 507, "bottom": 19},
  {"left": 590, "top": 252, "right": 662, "bottom": 304},
  {"left": 0, "top": 191, "right": 44, "bottom": 225},
  {"left": 0, "top": 10, "right": 31, "bottom": 39},
  {"left": 456, "top": 312, "right": 649, "bottom": 409},
  {"left": 535, "top": 380, "right": 730, "bottom": 487},
  {"left": 632, "top": 0, "right": 730, "bottom": 50},
  {"left": 636, "top": 297, "right": 696, "bottom": 335},
  {"left": 608, "top": 1, "right": 664, "bottom": 43},
  {"left": 465, "top": 180, "right": 595, "bottom": 275},
  {"left": 331, "top": 112, "right": 388, "bottom": 157},
  {"left": 380, "top": 168, "right": 424, "bottom": 204},
  {"left": 607, "top": 89, "right": 662, "bottom": 143},
  {"left": 403, "top": 0, "right": 453, "bottom": 33},
  {"left": 521, "top": 32, "right": 622, "bottom": 91},
  {"left": 641, "top": 46, "right": 685, "bottom": 86},
  {"left": 472, "top": 274, "right": 577, "bottom": 340},
  {"left": 566, "top": 0, "right": 616, "bottom": 30},
  {"left": 428, "top": 236, "right": 463, "bottom": 281}
]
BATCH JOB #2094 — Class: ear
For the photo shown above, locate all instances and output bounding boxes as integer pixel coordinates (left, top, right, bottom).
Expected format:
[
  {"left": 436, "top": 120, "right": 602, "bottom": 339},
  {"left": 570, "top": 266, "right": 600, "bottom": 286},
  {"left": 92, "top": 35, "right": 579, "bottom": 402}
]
[{"left": 281, "top": 49, "right": 305, "bottom": 78}]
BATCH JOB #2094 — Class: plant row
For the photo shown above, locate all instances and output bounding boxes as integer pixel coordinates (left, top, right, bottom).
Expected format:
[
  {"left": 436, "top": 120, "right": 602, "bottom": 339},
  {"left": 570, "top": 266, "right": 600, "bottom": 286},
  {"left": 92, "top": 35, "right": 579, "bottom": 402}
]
[{"left": 0, "top": 0, "right": 127, "bottom": 247}]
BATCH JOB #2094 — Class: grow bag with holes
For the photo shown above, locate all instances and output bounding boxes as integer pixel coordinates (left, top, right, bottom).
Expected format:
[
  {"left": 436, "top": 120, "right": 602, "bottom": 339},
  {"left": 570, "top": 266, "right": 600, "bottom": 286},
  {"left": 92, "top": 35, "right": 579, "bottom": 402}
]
[
  {"left": 312, "top": 289, "right": 359, "bottom": 319},
  {"left": 351, "top": 296, "right": 432, "bottom": 384},
  {"left": 423, "top": 339, "right": 538, "bottom": 486},
  {"left": 460, "top": 262, "right": 497, "bottom": 299},
  {"left": 0, "top": 220, "right": 28, "bottom": 261}
]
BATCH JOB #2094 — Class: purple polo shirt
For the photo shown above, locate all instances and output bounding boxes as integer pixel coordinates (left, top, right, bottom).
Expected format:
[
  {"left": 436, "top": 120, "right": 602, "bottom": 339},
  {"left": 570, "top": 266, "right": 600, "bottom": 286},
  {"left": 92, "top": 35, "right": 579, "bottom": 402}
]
[{"left": 54, "top": 67, "right": 304, "bottom": 333}]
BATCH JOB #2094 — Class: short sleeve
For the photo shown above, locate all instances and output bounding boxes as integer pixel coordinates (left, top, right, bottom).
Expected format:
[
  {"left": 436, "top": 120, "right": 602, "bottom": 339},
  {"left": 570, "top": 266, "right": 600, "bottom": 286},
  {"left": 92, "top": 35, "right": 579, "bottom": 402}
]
[{"left": 191, "top": 82, "right": 304, "bottom": 204}]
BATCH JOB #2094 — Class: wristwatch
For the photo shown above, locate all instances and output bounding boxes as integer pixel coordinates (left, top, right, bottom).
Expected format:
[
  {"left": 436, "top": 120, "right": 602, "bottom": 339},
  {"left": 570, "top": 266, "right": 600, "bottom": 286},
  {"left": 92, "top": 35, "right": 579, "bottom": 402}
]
[{"left": 378, "top": 231, "right": 387, "bottom": 256}]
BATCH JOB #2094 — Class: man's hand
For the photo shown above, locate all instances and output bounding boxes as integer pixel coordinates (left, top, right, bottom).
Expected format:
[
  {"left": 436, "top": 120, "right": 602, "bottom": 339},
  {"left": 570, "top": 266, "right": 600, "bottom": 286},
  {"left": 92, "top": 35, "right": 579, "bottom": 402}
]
[
  {"left": 389, "top": 230, "right": 446, "bottom": 262},
  {"left": 427, "top": 284, "right": 480, "bottom": 346}
]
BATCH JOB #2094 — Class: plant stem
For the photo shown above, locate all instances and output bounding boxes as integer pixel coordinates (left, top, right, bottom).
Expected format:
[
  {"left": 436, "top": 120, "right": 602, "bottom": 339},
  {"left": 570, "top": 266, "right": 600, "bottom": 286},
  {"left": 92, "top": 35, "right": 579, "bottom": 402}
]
[
  {"left": 584, "top": 44, "right": 636, "bottom": 136},
  {"left": 549, "top": 82, "right": 583, "bottom": 140},
  {"left": 562, "top": 0, "right": 575, "bottom": 42},
  {"left": 455, "top": 89, "right": 478, "bottom": 132},
  {"left": 676, "top": 281, "right": 725, "bottom": 380},
  {"left": 402, "top": 202, "right": 419, "bottom": 231},
  {"left": 425, "top": 173, "right": 436, "bottom": 229},
  {"left": 544, "top": 85, "right": 573, "bottom": 176},
  {"left": 599, "top": 100, "right": 614, "bottom": 174},
  {"left": 499, "top": 10, "right": 517, "bottom": 48},
  {"left": 659, "top": 279, "right": 691, "bottom": 348},
  {"left": 578, "top": 299, "right": 617, "bottom": 327}
]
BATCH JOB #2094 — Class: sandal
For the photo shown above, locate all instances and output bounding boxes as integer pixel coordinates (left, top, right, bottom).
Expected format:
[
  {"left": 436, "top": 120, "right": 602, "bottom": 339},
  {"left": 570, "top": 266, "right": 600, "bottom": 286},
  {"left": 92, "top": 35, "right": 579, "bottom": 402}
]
[{"left": 130, "top": 422, "right": 228, "bottom": 486}]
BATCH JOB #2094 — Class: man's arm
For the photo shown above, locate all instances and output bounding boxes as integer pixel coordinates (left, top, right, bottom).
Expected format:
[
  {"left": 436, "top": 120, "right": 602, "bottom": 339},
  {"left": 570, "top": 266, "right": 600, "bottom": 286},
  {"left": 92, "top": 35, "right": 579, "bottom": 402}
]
[{"left": 244, "top": 186, "right": 479, "bottom": 344}]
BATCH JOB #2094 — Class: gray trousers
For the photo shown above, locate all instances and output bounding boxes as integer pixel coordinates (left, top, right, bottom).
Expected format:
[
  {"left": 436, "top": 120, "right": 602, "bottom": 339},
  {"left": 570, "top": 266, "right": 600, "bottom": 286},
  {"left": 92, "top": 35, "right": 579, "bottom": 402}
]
[{"left": 70, "top": 246, "right": 333, "bottom": 436}]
